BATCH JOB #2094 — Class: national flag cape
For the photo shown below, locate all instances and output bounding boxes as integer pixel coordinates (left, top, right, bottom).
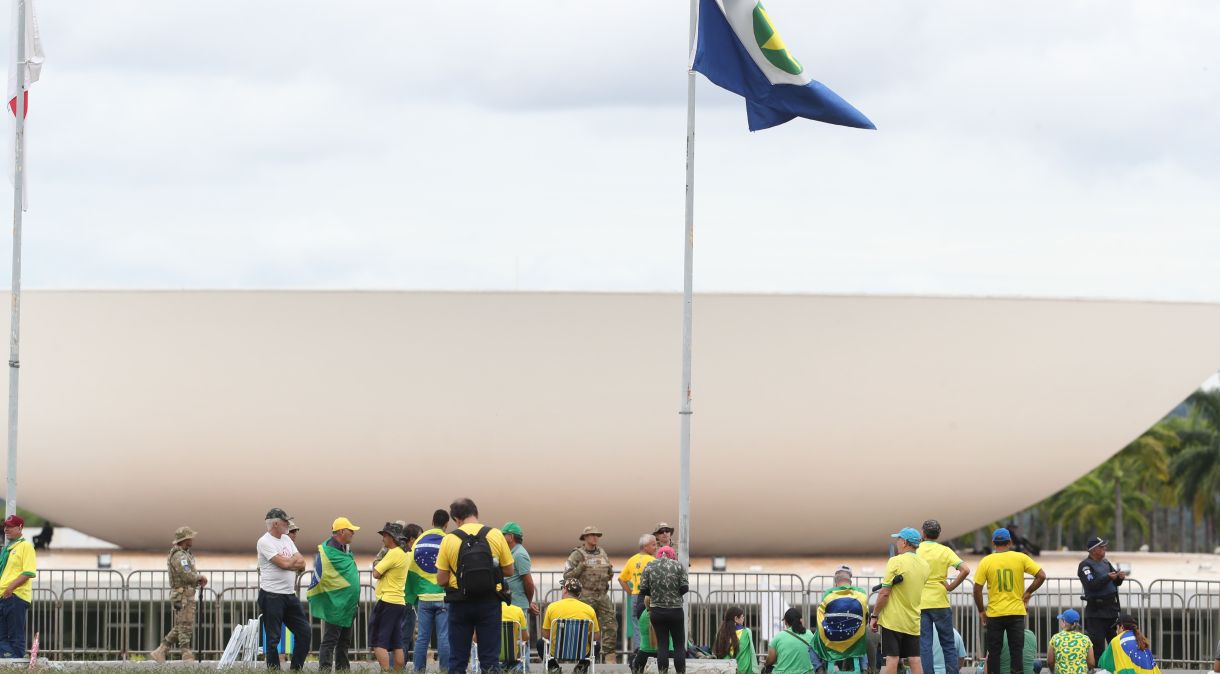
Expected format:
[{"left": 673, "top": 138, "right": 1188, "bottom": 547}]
[
  {"left": 691, "top": 0, "right": 873, "bottom": 131},
  {"left": 405, "top": 529, "right": 447, "bottom": 603},
  {"left": 307, "top": 541, "right": 360, "bottom": 627},
  {"left": 815, "top": 585, "right": 868, "bottom": 660},
  {"left": 1097, "top": 631, "right": 1161, "bottom": 674}
]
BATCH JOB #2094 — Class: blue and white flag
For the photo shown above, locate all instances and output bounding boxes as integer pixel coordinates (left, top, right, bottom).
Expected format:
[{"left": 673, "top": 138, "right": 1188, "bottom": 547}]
[{"left": 691, "top": 0, "right": 874, "bottom": 132}]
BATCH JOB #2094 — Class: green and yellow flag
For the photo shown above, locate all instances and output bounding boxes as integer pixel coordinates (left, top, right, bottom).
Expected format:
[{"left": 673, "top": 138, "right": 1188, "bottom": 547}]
[{"left": 308, "top": 541, "right": 360, "bottom": 627}]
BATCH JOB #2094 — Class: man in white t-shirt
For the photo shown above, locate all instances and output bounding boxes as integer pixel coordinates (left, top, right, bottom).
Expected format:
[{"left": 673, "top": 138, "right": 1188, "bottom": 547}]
[{"left": 257, "top": 507, "right": 310, "bottom": 670}]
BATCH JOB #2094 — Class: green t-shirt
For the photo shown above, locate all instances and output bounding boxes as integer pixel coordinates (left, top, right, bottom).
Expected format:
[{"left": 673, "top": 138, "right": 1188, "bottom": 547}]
[
  {"left": 639, "top": 609, "right": 675, "bottom": 654},
  {"left": 770, "top": 629, "right": 815, "bottom": 674},
  {"left": 999, "top": 629, "right": 1037, "bottom": 674}
]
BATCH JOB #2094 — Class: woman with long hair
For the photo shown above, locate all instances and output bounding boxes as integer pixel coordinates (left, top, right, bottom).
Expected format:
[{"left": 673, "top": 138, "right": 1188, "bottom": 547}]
[
  {"left": 713, "top": 606, "right": 758, "bottom": 674},
  {"left": 763, "top": 608, "right": 815, "bottom": 674},
  {"left": 1046, "top": 609, "right": 1094, "bottom": 674},
  {"left": 1097, "top": 614, "right": 1161, "bottom": 674}
]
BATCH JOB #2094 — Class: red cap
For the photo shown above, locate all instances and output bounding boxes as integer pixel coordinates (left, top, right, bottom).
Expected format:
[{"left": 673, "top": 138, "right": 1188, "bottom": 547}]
[{"left": 3, "top": 515, "right": 24, "bottom": 528}]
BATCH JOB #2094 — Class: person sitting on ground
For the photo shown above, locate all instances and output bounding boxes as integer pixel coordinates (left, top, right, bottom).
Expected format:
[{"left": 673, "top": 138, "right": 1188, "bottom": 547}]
[
  {"left": 713, "top": 606, "right": 757, "bottom": 674},
  {"left": 1047, "top": 609, "right": 1093, "bottom": 674},
  {"left": 764, "top": 608, "right": 816, "bottom": 674},
  {"left": 931, "top": 628, "right": 967, "bottom": 674},
  {"left": 1098, "top": 614, "right": 1161, "bottom": 674},
  {"left": 538, "top": 578, "right": 599, "bottom": 674},
  {"left": 978, "top": 628, "right": 1036, "bottom": 674}
]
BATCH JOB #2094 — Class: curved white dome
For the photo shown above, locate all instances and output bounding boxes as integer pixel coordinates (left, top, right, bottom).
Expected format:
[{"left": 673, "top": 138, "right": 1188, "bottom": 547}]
[{"left": 4, "top": 291, "right": 1217, "bottom": 554}]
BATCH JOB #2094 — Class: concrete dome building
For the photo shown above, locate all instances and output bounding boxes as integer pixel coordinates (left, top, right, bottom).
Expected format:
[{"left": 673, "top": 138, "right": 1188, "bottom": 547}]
[{"left": 3, "top": 290, "right": 1218, "bottom": 554}]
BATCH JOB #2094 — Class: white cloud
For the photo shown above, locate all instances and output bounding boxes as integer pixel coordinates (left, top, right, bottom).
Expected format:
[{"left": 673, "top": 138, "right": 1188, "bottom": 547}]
[{"left": 1, "top": 0, "right": 1217, "bottom": 299}]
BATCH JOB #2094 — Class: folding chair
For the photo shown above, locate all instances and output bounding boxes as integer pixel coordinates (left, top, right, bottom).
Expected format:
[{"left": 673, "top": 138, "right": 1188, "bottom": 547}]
[
  {"left": 542, "top": 618, "right": 595, "bottom": 674},
  {"left": 470, "top": 621, "right": 529, "bottom": 673}
]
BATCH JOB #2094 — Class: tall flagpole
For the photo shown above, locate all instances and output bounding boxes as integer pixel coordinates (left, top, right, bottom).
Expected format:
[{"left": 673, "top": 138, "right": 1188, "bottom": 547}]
[
  {"left": 677, "top": 0, "right": 697, "bottom": 570},
  {"left": 6, "top": 0, "right": 28, "bottom": 523}
]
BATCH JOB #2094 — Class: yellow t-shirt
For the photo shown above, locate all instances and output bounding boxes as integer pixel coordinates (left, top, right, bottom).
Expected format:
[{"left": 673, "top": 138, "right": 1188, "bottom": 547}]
[
  {"left": 619, "top": 552, "right": 655, "bottom": 595},
  {"left": 436, "top": 523, "right": 514, "bottom": 590},
  {"left": 0, "top": 538, "right": 35, "bottom": 603},
  {"left": 916, "top": 541, "right": 964, "bottom": 610},
  {"left": 374, "top": 546, "right": 409, "bottom": 605},
  {"left": 503, "top": 603, "right": 528, "bottom": 635},
  {"left": 975, "top": 550, "right": 1042, "bottom": 617},
  {"left": 542, "top": 597, "right": 599, "bottom": 633},
  {"left": 878, "top": 551, "right": 930, "bottom": 636}
]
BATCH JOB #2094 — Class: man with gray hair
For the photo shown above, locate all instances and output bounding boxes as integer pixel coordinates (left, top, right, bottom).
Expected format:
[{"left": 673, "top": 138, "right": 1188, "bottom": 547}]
[
  {"left": 619, "top": 534, "right": 658, "bottom": 650},
  {"left": 257, "top": 508, "right": 310, "bottom": 670}
]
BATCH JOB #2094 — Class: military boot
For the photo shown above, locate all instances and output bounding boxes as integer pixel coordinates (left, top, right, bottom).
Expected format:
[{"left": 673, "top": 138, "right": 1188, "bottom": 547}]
[
  {"left": 180, "top": 648, "right": 196, "bottom": 663},
  {"left": 149, "top": 644, "right": 169, "bottom": 663}
]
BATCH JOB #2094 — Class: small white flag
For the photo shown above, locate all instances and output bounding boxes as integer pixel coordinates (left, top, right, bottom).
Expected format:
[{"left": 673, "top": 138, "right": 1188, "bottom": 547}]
[{"left": 7, "top": 0, "right": 44, "bottom": 211}]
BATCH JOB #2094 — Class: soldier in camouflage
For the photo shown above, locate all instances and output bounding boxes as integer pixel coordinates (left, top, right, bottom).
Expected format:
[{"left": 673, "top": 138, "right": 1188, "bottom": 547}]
[
  {"left": 150, "top": 526, "right": 207, "bottom": 663},
  {"left": 564, "top": 526, "right": 618, "bottom": 664}
]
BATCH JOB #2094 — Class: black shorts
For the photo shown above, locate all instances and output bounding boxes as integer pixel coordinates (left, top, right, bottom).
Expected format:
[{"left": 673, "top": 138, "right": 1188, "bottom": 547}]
[
  {"left": 880, "top": 626, "right": 919, "bottom": 658},
  {"left": 370, "top": 600, "right": 407, "bottom": 650}
]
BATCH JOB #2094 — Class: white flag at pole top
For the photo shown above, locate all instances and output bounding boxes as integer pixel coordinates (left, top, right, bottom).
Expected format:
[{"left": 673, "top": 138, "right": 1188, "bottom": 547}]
[{"left": 7, "top": 0, "right": 43, "bottom": 211}]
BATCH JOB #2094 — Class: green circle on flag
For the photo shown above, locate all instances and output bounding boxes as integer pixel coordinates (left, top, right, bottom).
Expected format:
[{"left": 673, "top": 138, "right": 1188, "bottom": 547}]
[{"left": 752, "top": 2, "right": 803, "bottom": 76}]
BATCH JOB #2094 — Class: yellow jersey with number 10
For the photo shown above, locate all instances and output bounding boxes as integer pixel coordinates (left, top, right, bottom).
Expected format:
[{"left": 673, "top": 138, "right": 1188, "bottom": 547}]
[{"left": 975, "top": 550, "right": 1041, "bottom": 617}]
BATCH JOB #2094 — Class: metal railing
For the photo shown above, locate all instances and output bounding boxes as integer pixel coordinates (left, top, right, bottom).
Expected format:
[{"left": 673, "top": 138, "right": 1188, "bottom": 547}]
[{"left": 20, "top": 570, "right": 1220, "bottom": 668}]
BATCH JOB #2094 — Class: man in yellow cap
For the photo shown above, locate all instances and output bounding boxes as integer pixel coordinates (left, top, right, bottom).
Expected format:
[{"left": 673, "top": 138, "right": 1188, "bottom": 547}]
[
  {"left": 565, "top": 526, "right": 617, "bottom": 663},
  {"left": 310, "top": 517, "right": 361, "bottom": 671},
  {"left": 151, "top": 526, "right": 207, "bottom": 662}
]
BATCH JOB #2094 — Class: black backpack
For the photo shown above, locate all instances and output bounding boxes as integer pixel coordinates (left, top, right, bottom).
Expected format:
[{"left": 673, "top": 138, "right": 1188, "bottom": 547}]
[{"left": 450, "top": 526, "right": 500, "bottom": 601}]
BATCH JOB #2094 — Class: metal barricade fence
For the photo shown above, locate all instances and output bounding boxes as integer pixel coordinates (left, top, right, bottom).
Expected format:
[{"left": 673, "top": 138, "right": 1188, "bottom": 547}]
[{"left": 17, "top": 570, "right": 1220, "bottom": 667}]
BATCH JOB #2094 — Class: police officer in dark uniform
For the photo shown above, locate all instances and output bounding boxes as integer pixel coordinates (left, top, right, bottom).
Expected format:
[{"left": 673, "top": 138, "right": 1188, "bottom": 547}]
[{"left": 1077, "top": 536, "right": 1126, "bottom": 658}]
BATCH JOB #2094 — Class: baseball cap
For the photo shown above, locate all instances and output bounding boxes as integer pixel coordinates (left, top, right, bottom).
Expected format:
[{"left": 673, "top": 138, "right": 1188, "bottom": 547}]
[
  {"left": 579, "top": 525, "right": 603, "bottom": 540},
  {"left": 1056, "top": 609, "right": 1081, "bottom": 624},
  {"left": 331, "top": 516, "right": 360, "bottom": 532},
  {"left": 1114, "top": 612, "right": 1138, "bottom": 628},
  {"left": 2, "top": 515, "right": 24, "bottom": 528},
  {"left": 562, "top": 578, "right": 583, "bottom": 595},
  {"left": 992, "top": 527, "right": 1012, "bottom": 543},
  {"left": 653, "top": 522, "right": 675, "bottom": 534},
  {"left": 502, "top": 521, "right": 524, "bottom": 537},
  {"left": 288, "top": 520, "right": 300, "bottom": 533},
  {"left": 834, "top": 565, "right": 853, "bottom": 577},
  {"left": 265, "top": 507, "right": 291, "bottom": 522},
  {"left": 1087, "top": 536, "right": 1107, "bottom": 550},
  {"left": 890, "top": 527, "right": 922, "bottom": 546}
]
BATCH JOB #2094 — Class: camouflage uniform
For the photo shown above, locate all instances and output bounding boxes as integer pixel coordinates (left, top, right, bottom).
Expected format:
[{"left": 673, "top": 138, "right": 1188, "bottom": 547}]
[
  {"left": 162, "top": 540, "right": 200, "bottom": 650},
  {"left": 564, "top": 543, "right": 618, "bottom": 662}
]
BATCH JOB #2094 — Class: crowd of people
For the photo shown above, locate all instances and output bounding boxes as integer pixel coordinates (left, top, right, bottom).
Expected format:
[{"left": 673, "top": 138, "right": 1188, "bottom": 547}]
[{"left": 4, "top": 505, "right": 1220, "bottom": 674}]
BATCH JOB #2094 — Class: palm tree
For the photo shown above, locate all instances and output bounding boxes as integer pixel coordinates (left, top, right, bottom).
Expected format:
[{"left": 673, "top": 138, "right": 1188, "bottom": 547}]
[
  {"left": 1173, "top": 390, "right": 1220, "bottom": 534},
  {"left": 1107, "top": 422, "right": 1174, "bottom": 549}
]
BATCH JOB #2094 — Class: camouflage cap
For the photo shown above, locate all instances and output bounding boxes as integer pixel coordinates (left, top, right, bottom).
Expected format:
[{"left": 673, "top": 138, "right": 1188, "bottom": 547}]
[
  {"left": 265, "top": 507, "right": 291, "bottom": 522},
  {"left": 562, "top": 577, "right": 583, "bottom": 595},
  {"left": 653, "top": 522, "right": 674, "bottom": 534},
  {"left": 287, "top": 520, "right": 300, "bottom": 533},
  {"left": 172, "top": 526, "right": 198, "bottom": 544},
  {"left": 579, "top": 525, "right": 603, "bottom": 540}
]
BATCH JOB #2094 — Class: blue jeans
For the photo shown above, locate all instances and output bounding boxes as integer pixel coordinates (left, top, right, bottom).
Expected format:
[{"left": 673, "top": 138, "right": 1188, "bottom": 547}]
[
  {"left": 415, "top": 600, "right": 450, "bottom": 672},
  {"left": 0, "top": 596, "right": 29, "bottom": 659},
  {"left": 447, "top": 600, "right": 501, "bottom": 674},
  {"left": 920, "top": 608, "right": 957, "bottom": 674}
]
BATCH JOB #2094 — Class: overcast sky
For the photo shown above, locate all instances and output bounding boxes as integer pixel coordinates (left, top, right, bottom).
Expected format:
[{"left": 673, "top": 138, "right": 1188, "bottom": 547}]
[{"left": 1, "top": 1, "right": 1217, "bottom": 300}]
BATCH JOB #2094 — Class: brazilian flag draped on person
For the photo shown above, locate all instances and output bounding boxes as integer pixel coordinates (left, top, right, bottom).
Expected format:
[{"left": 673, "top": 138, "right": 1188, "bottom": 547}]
[
  {"left": 815, "top": 585, "right": 869, "bottom": 663},
  {"left": 307, "top": 541, "right": 360, "bottom": 627},
  {"left": 1098, "top": 631, "right": 1161, "bottom": 674}
]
